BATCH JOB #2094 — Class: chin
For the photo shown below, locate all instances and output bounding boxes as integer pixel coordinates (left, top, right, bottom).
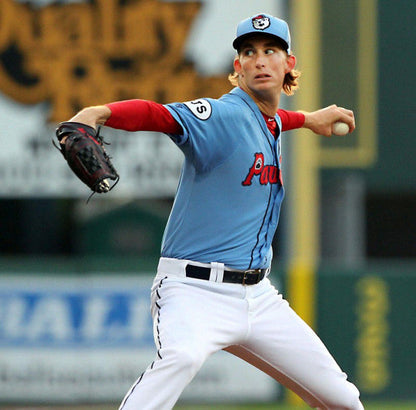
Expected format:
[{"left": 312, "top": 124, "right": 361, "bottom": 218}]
[{"left": 251, "top": 84, "right": 277, "bottom": 96}]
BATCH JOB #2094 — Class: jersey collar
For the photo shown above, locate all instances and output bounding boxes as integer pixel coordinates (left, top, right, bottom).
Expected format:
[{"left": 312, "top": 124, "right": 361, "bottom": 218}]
[{"left": 229, "top": 87, "right": 281, "bottom": 140}]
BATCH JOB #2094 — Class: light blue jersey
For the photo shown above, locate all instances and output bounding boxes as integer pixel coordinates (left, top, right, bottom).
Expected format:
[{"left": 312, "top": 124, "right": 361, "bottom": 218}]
[{"left": 161, "top": 87, "right": 285, "bottom": 270}]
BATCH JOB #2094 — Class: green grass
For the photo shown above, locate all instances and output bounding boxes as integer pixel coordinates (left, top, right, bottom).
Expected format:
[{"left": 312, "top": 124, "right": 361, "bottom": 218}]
[
  {"left": 175, "top": 402, "right": 416, "bottom": 410},
  {"left": 2, "top": 401, "right": 416, "bottom": 409}
]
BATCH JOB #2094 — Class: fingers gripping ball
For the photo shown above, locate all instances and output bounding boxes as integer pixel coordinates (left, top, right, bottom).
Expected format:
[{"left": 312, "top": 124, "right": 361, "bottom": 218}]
[
  {"left": 332, "top": 121, "right": 349, "bottom": 136},
  {"left": 55, "top": 122, "right": 119, "bottom": 194}
]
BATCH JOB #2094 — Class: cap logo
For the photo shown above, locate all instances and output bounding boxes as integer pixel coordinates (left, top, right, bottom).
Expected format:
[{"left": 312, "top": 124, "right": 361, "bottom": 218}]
[{"left": 252, "top": 15, "right": 270, "bottom": 30}]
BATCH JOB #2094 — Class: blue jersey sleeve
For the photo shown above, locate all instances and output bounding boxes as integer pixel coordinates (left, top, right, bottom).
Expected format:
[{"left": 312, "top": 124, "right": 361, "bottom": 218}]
[{"left": 164, "top": 98, "right": 245, "bottom": 173}]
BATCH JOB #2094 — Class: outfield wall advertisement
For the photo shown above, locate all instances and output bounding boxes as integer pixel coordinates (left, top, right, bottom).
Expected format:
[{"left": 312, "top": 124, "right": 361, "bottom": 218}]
[
  {"left": 317, "top": 267, "right": 416, "bottom": 401},
  {"left": 0, "top": 274, "right": 277, "bottom": 404}
]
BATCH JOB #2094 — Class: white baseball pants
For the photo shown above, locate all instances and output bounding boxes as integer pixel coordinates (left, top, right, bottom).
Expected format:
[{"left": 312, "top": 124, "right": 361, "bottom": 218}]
[{"left": 119, "top": 258, "right": 364, "bottom": 410}]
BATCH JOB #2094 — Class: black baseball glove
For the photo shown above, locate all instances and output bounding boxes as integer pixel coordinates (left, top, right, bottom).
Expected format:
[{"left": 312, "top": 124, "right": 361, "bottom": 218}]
[{"left": 55, "top": 122, "right": 119, "bottom": 195}]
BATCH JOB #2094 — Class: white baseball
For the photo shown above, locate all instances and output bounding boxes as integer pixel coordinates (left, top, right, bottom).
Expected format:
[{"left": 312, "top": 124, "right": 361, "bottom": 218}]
[{"left": 332, "top": 121, "right": 349, "bottom": 136}]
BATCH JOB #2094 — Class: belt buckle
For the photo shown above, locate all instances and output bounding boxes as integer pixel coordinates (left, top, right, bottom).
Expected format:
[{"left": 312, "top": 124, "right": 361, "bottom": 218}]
[{"left": 242, "top": 269, "right": 259, "bottom": 285}]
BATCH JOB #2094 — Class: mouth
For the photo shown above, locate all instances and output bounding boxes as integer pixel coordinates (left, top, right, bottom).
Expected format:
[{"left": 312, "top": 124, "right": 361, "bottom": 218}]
[{"left": 254, "top": 73, "right": 272, "bottom": 80}]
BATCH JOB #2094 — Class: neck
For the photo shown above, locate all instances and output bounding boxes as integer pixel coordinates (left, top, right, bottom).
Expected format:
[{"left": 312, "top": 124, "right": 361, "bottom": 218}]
[
  {"left": 256, "top": 99, "right": 279, "bottom": 117},
  {"left": 238, "top": 84, "right": 280, "bottom": 117}
]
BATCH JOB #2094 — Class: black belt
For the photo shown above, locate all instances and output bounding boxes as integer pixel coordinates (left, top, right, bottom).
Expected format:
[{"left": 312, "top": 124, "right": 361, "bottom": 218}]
[{"left": 185, "top": 264, "right": 267, "bottom": 285}]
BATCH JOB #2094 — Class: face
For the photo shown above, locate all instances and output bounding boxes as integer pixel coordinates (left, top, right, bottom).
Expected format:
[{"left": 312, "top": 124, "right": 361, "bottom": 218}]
[{"left": 234, "top": 35, "right": 296, "bottom": 100}]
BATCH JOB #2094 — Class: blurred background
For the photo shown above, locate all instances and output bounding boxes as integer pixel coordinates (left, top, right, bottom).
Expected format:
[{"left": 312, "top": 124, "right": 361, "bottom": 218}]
[{"left": 0, "top": 0, "right": 415, "bottom": 408}]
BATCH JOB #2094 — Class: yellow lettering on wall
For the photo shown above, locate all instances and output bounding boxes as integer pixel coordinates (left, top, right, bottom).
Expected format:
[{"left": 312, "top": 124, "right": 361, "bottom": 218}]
[
  {"left": 0, "top": 0, "right": 231, "bottom": 121},
  {"left": 355, "top": 276, "right": 390, "bottom": 393}
]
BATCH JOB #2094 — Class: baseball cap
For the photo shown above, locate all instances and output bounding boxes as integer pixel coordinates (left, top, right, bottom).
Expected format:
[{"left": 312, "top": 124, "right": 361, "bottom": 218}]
[{"left": 232, "top": 13, "right": 291, "bottom": 53}]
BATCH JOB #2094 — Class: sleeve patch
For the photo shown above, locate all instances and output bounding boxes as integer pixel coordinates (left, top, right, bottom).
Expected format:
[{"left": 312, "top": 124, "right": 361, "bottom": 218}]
[{"left": 184, "top": 99, "right": 212, "bottom": 120}]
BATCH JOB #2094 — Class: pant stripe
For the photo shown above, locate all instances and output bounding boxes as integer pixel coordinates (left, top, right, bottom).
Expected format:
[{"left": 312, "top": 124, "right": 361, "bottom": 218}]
[{"left": 119, "top": 276, "right": 167, "bottom": 409}]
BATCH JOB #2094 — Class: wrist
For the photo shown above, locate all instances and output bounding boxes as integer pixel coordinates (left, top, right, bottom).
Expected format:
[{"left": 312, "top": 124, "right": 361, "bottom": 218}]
[{"left": 297, "top": 111, "right": 308, "bottom": 128}]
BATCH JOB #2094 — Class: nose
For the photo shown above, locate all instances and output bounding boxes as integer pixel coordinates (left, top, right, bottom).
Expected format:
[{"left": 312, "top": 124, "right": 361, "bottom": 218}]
[{"left": 255, "top": 54, "right": 266, "bottom": 68}]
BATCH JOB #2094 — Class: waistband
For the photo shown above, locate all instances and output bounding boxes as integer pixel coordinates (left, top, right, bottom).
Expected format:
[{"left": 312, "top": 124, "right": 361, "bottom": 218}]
[{"left": 158, "top": 257, "right": 269, "bottom": 285}]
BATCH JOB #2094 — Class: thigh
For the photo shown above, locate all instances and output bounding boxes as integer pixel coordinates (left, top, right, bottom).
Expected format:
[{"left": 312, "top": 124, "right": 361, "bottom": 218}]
[{"left": 151, "top": 275, "right": 248, "bottom": 352}]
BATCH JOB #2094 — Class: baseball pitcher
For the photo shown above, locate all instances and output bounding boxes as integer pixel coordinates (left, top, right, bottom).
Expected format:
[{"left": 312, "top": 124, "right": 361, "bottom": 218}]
[{"left": 56, "top": 13, "right": 362, "bottom": 410}]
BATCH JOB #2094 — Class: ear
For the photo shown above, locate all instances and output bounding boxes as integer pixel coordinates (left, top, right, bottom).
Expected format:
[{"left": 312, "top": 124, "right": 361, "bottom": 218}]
[
  {"left": 233, "top": 56, "right": 242, "bottom": 73},
  {"left": 285, "top": 54, "right": 296, "bottom": 73}
]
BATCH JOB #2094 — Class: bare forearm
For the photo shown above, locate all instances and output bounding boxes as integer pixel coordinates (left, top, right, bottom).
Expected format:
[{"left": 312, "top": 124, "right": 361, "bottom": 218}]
[{"left": 68, "top": 105, "right": 112, "bottom": 129}]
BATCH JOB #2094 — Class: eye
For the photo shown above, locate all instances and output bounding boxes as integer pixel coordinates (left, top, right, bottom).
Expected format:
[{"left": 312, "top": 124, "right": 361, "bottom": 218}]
[
  {"left": 243, "top": 49, "right": 254, "bottom": 56},
  {"left": 265, "top": 48, "right": 275, "bottom": 55}
]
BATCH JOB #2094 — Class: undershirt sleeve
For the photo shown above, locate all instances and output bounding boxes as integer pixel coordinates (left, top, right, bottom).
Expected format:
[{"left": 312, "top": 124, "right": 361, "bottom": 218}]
[
  {"left": 105, "top": 99, "right": 183, "bottom": 134},
  {"left": 277, "top": 108, "right": 305, "bottom": 131},
  {"left": 104, "top": 99, "right": 305, "bottom": 134}
]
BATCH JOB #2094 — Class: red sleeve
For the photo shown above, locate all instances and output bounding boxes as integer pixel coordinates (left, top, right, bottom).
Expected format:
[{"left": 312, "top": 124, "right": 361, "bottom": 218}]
[
  {"left": 104, "top": 99, "right": 183, "bottom": 134},
  {"left": 277, "top": 109, "right": 305, "bottom": 131}
]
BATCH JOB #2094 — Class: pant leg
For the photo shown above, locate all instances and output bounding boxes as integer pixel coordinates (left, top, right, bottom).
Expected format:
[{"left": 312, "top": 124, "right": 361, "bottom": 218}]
[
  {"left": 119, "top": 275, "right": 248, "bottom": 410},
  {"left": 230, "top": 279, "right": 364, "bottom": 410}
]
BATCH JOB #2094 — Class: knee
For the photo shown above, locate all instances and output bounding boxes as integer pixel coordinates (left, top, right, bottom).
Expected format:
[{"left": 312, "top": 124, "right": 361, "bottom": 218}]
[
  {"left": 339, "top": 382, "right": 364, "bottom": 410},
  {"left": 321, "top": 381, "right": 364, "bottom": 410}
]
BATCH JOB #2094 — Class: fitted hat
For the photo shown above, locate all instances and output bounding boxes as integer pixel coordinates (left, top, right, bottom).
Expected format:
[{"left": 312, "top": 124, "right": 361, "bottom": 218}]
[{"left": 232, "top": 13, "right": 291, "bottom": 53}]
